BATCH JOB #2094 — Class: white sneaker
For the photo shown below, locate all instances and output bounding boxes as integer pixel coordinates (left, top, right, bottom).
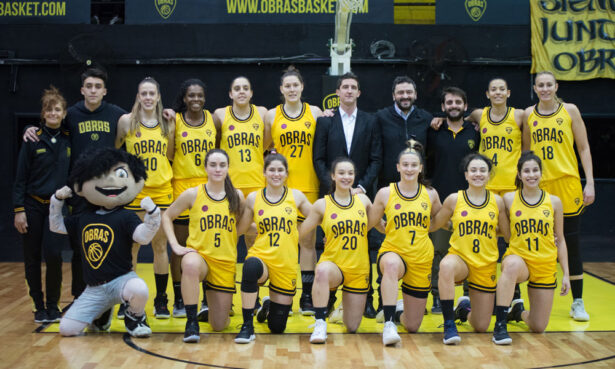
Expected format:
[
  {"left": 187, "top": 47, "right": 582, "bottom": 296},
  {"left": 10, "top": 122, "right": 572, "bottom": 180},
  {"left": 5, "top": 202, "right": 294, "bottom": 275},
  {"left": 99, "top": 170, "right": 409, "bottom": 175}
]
[
  {"left": 375, "top": 309, "right": 384, "bottom": 323},
  {"left": 570, "top": 298, "right": 590, "bottom": 321},
  {"left": 382, "top": 321, "right": 401, "bottom": 346},
  {"left": 310, "top": 319, "right": 327, "bottom": 344},
  {"left": 329, "top": 303, "right": 344, "bottom": 324}
]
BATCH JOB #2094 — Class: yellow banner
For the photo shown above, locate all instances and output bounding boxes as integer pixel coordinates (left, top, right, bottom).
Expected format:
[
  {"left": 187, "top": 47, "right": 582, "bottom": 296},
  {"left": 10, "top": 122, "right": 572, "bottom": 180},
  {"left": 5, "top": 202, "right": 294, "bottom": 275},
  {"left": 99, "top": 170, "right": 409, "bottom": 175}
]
[{"left": 530, "top": 0, "right": 615, "bottom": 80}]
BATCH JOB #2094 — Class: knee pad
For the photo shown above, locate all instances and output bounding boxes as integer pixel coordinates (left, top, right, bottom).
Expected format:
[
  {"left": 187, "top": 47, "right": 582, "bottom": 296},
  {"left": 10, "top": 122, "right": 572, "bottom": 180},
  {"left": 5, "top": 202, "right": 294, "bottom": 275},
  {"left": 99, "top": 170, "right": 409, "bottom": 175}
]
[
  {"left": 241, "top": 258, "right": 263, "bottom": 293},
  {"left": 267, "top": 301, "right": 291, "bottom": 333}
]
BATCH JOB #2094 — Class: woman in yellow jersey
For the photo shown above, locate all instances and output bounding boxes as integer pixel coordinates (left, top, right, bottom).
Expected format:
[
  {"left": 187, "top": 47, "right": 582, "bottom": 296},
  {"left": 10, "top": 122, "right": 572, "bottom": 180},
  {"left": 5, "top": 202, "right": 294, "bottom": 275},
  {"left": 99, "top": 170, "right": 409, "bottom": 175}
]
[
  {"left": 299, "top": 158, "right": 375, "bottom": 344},
  {"left": 162, "top": 149, "right": 244, "bottom": 343},
  {"left": 492, "top": 151, "right": 570, "bottom": 345},
  {"left": 168, "top": 79, "right": 217, "bottom": 319},
  {"left": 214, "top": 76, "right": 270, "bottom": 198},
  {"left": 522, "top": 71, "right": 594, "bottom": 321},
  {"left": 369, "top": 140, "right": 442, "bottom": 345},
  {"left": 234, "top": 153, "right": 311, "bottom": 344},
  {"left": 431, "top": 153, "right": 510, "bottom": 345},
  {"left": 116, "top": 77, "right": 175, "bottom": 318},
  {"left": 265, "top": 66, "right": 324, "bottom": 315}
]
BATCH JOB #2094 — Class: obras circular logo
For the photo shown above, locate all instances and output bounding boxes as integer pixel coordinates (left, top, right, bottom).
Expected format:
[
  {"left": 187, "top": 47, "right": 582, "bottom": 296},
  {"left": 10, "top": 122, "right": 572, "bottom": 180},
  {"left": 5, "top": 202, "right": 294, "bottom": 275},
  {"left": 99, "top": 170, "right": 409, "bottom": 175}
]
[
  {"left": 155, "top": 0, "right": 177, "bottom": 19},
  {"left": 322, "top": 93, "right": 339, "bottom": 111}
]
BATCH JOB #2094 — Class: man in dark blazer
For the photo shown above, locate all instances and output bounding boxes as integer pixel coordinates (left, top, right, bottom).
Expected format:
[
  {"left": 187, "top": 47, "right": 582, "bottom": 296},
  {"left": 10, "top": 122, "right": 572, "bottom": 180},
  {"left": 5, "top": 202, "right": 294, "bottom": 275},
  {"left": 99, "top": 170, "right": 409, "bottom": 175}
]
[
  {"left": 313, "top": 72, "right": 382, "bottom": 198},
  {"left": 313, "top": 72, "right": 382, "bottom": 318}
]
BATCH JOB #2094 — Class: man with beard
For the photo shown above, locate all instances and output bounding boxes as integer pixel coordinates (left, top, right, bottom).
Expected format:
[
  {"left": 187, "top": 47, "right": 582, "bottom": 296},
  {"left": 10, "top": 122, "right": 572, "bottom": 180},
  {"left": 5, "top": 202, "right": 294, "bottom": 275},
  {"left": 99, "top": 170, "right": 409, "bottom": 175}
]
[
  {"left": 376, "top": 76, "right": 433, "bottom": 189},
  {"left": 427, "top": 87, "right": 479, "bottom": 310}
]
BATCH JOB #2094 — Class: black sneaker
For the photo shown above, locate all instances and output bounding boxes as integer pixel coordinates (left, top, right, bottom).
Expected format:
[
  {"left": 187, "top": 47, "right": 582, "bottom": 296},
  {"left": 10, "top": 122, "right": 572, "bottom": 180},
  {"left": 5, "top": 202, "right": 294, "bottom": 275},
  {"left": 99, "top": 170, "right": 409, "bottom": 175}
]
[
  {"left": 492, "top": 321, "right": 512, "bottom": 345},
  {"left": 90, "top": 308, "right": 113, "bottom": 332},
  {"left": 173, "top": 299, "right": 186, "bottom": 318},
  {"left": 455, "top": 296, "right": 471, "bottom": 323},
  {"left": 197, "top": 302, "right": 209, "bottom": 322},
  {"left": 234, "top": 323, "right": 255, "bottom": 344},
  {"left": 507, "top": 299, "right": 525, "bottom": 323},
  {"left": 256, "top": 296, "right": 270, "bottom": 323},
  {"left": 364, "top": 299, "right": 377, "bottom": 319},
  {"left": 124, "top": 311, "right": 152, "bottom": 338},
  {"left": 183, "top": 320, "right": 200, "bottom": 343},
  {"left": 117, "top": 303, "right": 127, "bottom": 320},
  {"left": 154, "top": 294, "right": 170, "bottom": 319},
  {"left": 431, "top": 296, "right": 442, "bottom": 314},
  {"left": 46, "top": 306, "right": 62, "bottom": 323},
  {"left": 299, "top": 293, "right": 315, "bottom": 316},
  {"left": 34, "top": 309, "right": 48, "bottom": 324}
]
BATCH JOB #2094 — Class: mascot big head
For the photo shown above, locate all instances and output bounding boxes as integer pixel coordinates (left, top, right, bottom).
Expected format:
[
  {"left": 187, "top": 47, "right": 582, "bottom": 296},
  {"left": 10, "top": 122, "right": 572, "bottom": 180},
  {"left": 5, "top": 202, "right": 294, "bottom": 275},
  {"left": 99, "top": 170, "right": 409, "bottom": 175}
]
[{"left": 69, "top": 147, "right": 147, "bottom": 209}]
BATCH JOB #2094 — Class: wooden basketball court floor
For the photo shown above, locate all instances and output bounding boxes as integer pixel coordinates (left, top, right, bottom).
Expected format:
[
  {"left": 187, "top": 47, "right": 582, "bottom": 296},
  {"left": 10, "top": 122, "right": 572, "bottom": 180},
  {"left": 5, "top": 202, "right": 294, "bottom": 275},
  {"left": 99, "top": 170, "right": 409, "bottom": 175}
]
[{"left": 2, "top": 262, "right": 614, "bottom": 369}]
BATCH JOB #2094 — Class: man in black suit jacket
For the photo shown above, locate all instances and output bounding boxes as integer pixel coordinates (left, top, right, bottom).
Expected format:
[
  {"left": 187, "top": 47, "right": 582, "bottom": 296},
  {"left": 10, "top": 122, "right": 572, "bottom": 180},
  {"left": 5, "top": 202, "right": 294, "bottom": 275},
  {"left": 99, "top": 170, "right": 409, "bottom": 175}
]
[{"left": 313, "top": 73, "right": 382, "bottom": 198}]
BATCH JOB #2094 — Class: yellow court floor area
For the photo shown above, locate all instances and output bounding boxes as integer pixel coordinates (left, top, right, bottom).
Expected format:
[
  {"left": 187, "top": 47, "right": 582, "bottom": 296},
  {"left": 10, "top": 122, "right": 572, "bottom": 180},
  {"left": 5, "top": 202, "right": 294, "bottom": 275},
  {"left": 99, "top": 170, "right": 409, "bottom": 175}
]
[{"left": 42, "top": 263, "right": 615, "bottom": 335}]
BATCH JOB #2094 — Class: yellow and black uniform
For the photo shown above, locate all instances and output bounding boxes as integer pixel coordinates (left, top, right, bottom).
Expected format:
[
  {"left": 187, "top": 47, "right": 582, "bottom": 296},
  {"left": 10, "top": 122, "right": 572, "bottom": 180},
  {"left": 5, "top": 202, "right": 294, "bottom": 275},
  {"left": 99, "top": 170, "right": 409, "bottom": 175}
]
[
  {"left": 377, "top": 183, "right": 433, "bottom": 297},
  {"left": 124, "top": 123, "right": 173, "bottom": 210},
  {"left": 320, "top": 194, "right": 370, "bottom": 293},
  {"left": 172, "top": 111, "right": 216, "bottom": 220},
  {"left": 505, "top": 190, "right": 557, "bottom": 289},
  {"left": 448, "top": 190, "right": 499, "bottom": 292},
  {"left": 527, "top": 104, "right": 583, "bottom": 216},
  {"left": 186, "top": 184, "right": 237, "bottom": 293},
  {"left": 479, "top": 107, "right": 521, "bottom": 195},
  {"left": 220, "top": 105, "right": 265, "bottom": 197},
  {"left": 271, "top": 103, "right": 319, "bottom": 204},
  {"left": 247, "top": 187, "right": 299, "bottom": 295}
]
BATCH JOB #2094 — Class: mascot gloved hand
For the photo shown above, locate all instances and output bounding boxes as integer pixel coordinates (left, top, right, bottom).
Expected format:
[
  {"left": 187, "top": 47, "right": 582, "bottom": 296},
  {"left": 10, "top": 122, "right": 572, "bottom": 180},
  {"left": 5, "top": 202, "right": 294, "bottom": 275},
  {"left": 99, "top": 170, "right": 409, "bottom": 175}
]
[{"left": 49, "top": 147, "right": 155, "bottom": 339}]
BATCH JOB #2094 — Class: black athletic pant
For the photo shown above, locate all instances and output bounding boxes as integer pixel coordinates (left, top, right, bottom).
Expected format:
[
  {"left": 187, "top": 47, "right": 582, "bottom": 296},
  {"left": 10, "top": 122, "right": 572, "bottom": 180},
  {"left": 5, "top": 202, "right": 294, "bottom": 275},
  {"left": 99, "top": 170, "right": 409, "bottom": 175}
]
[
  {"left": 22, "top": 196, "right": 65, "bottom": 310},
  {"left": 67, "top": 196, "right": 88, "bottom": 298}
]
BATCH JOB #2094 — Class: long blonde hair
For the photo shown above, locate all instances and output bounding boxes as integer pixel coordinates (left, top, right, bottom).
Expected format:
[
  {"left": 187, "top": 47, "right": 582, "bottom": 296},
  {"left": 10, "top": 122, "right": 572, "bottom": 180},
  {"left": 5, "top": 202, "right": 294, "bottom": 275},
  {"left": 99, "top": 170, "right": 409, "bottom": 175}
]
[
  {"left": 129, "top": 77, "right": 169, "bottom": 137},
  {"left": 535, "top": 71, "right": 563, "bottom": 104}
]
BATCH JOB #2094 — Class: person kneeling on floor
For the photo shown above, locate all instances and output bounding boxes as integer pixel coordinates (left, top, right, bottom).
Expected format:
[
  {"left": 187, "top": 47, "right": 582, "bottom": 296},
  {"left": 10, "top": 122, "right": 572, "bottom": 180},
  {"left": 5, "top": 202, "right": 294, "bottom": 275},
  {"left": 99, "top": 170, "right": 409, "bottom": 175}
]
[{"left": 49, "top": 147, "right": 160, "bottom": 338}]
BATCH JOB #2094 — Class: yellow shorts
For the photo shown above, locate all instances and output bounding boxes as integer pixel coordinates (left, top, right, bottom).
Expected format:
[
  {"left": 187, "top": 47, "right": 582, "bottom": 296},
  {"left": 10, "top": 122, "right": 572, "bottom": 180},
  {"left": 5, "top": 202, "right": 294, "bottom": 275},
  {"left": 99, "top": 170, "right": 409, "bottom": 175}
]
[
  {"left": 541, "top": 176, "right": 584, "bottom": 216},
  {"left": 448, "top": 249, "right": 497, "bottom": 293},
  {"left": 126, "top": 185, "right": 173, "bottom": 211},
  {"left": 377, "top": 251, "right": 432, "bottom": 297},
  {"left": 503, "top": 252, "right": 557, "bottom": 289},
  {"left": 173, "top": 178, "right": 207, "bottom": 220},
  {"left": 245, "top": 255, "right": 298, "bottom": 296},
  {"left": 238, "top": 186, "right": 264, "bottom": 199},
  {"left": 199, "top": 254, "right": 236, "bottom": 293},
  {"left": 331, "top": 264, "right": 369, "bottom": 294},
  {"left": 297, "top": 191, "right": 318, "bottom": 222}
]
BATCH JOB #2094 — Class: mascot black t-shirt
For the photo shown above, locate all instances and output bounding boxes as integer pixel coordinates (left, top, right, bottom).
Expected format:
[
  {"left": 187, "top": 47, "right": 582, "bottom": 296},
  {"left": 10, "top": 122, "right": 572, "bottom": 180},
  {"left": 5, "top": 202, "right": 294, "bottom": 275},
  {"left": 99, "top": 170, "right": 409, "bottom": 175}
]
[{"left": 65, "top": 208, "right": 141, "bottom": 286}]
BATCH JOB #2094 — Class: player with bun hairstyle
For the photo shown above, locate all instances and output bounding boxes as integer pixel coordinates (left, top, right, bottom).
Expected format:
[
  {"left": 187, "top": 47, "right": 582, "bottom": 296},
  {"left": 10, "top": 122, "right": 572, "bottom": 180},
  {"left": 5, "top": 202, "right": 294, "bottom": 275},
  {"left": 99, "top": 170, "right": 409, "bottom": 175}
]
[{"left": 369, "top": 140, "right": 442, "bottom": 345}]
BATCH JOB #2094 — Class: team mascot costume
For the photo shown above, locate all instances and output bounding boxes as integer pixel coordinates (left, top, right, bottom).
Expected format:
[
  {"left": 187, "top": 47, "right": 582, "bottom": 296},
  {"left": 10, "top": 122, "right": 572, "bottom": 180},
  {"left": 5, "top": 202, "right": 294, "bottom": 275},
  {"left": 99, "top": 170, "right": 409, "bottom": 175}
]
[{"left": 49, "top": 147, "right": 160, "bottom": 338}]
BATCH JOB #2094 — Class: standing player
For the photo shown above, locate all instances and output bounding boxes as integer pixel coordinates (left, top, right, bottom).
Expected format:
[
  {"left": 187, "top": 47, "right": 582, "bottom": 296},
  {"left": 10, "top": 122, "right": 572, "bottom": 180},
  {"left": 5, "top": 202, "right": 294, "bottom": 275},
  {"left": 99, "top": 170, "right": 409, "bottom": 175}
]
[
  {"left": 369, "top": 140, "right": 442, "bottom": 345},
  {"left": 116, "top": 77, "right": 175, "bottom": 319},
  {"left": 266, "top": 66, "right": 324, "bottom": 315},
  {"left": 300, "top": 158, "right": 375, "bottom": 343},
  {"left": 431, "top": 153, "right": 510, "bottom": 345},
  {"left": 169, "top": 79, "right": 217, "bottom": 318},
  {"left": 162, "top": 149, "right": 244, "bottom": 343},
  {"left": 493, "top": 151, "right": 570, "bottom": 345},
  {"left": 14, "top": 86, "right": 70, "bottom": 323},
  {"left": 234, "top": 153, "right": 312, "bottom": 343},
  {"left": 522, "top": 71, "right": 594, "bottom": 321}
]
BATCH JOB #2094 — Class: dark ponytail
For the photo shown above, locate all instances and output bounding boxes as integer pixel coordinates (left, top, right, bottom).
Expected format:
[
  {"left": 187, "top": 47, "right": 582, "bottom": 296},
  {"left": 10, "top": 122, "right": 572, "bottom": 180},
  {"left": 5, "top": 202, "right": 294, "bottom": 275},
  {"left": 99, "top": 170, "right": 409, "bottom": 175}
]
[
  {"left": 204, "top": 149, "right": 240, "bottom": 216},
  {"left": 329, "top": 157, "right": 356, "bottom": 194},
  {"left": 397, "top": 138, "right": 431, "bottom": 188}
]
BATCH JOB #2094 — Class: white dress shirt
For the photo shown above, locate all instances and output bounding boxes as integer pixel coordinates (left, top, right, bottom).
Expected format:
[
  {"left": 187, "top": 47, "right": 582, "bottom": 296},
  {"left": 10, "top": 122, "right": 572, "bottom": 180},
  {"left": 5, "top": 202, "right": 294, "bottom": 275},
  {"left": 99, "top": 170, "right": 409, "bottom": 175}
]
[{"left": 340, "top": 107, "right": 358, "bottom": 154}]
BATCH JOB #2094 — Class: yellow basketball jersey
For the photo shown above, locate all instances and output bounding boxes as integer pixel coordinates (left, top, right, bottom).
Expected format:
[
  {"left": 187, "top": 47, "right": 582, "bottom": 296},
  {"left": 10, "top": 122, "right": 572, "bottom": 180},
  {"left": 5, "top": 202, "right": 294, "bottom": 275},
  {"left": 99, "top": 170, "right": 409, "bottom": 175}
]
[
  {"left": 320, "top": 194, "right": 369, "bottom": 273},
  {"left": 381, "top": 183, "right": 433, "bottom": 263},
  {"left": 172, "top": 110, "right": 216, "bottom": 180},
  {"left": 219, "top": 105, "right": 265, "bottom": 190},
  {"left": 249, "top": 187, "right": 299, "bottom": 270},
  {"left": 271, "top": 103, "right": 319, "bottom": 193},
  {"left": 479, "top": 107, "right": 521, "bottom": 192},
  {"left": 508, "top": 190, "right": 557, "bottom": 263},
  {"left": 527, "top": 104, "right": 579, "bottom": 181},
  {"left": 186, "top": 184, "right": 237, "bottom": 262},
  {"left": 450, "top": 190, "right": 499, "bottom": 268},
  {"left": 125, "top": 123, "right": 172, "bottom": 189}
]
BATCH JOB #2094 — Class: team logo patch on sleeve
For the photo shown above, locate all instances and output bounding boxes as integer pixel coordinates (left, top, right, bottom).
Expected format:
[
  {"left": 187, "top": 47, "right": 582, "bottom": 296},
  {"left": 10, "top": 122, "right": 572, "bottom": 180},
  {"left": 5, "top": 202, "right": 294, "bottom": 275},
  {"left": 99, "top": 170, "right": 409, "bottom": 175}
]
[
  {"left": 468, "top": 139, "right": 476, "bottom": 149},
  {"left": 81, "top": 224, "right": 114, "bottom": 270},
  {"left": 155, "top": 0, "right": 176, "bottom": 19},
  {"left": 465, "top": 0, "right": 487, "bottom": 22}
]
